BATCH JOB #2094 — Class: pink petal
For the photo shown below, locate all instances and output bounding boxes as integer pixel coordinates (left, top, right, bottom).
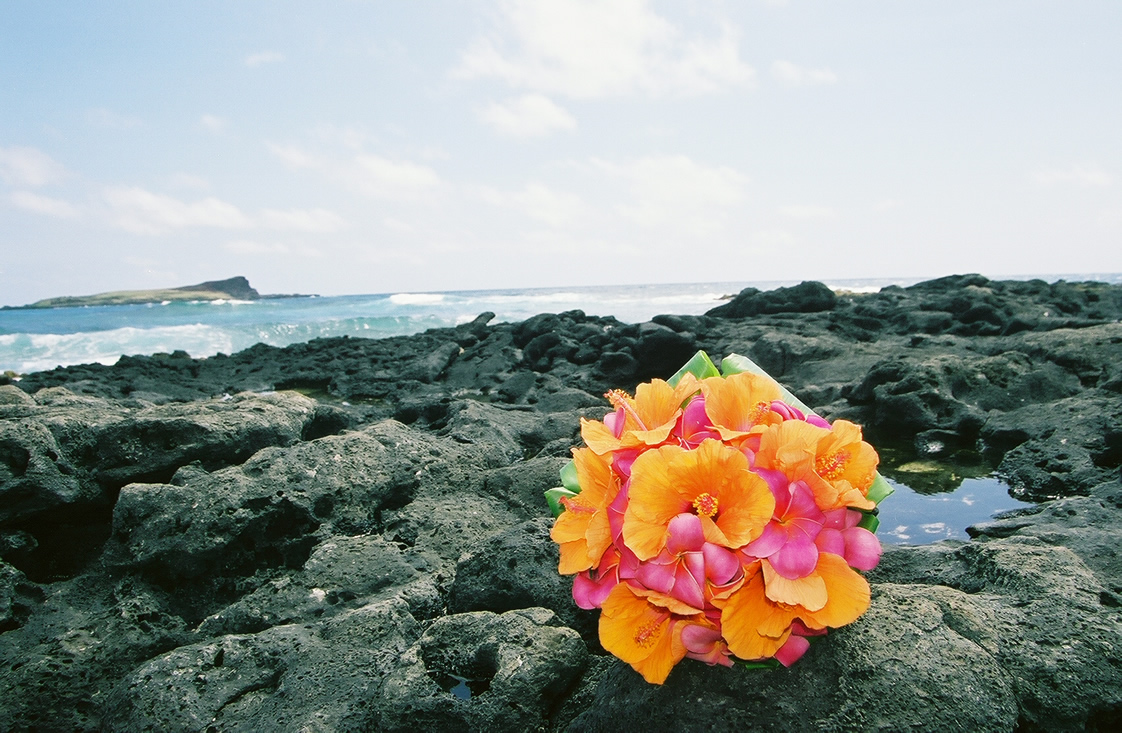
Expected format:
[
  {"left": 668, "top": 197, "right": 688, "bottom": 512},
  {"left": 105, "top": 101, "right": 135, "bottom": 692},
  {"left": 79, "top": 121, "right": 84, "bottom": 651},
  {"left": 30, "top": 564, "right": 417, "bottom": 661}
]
[
  {"left": 573, "top": 571, "right": 616, "bottom": 610},
  {"left": 608, "top": 484, "right": 630, "bottom": 542},
  {"left": 604, "top": 408, "right": 625, "bottom": 438},
  {"left": 843, "top": 527, "right": 883, "bottom": 571},
  {"left": 774, "top": 634, "right": 811, "bottom": 667},
  {"left": 677, "top": 397, "right": 713, "bottom": 441},
  {"left": 789, "top": 620, "right": 827, "bottom": 637},
  {"left": 821, "top": 508, "right": 849, "bottom": 530},
  {"left": 786, "top": 481, "right": 825, "bottom": 524},
  {"left": 843, "top": 508, "right": 863, "bottom": 529},
  {"left": 754, "top": 468, "right": 791, "bottom": 509},
  {"left": 702, "top": 543, "right": 741, "bottom": 585},
  {"left": 680, "top": 623, "right": 723, "bottom": 653},
  {"left": 806, "top": 415, "right": 831, "bottom": 430},
  {"left": 616, "top": 542, "right": 640, "bottom": 580},
  {"left": 770, "top": 401, "right": 805, "bottom": 421},
  {"left": 666, "top": 513, "right": 706, "bottom": 554},
  {"left": 612, "top": 449, "right": 640, "bottom": 479},
  {"left": 671, "top": 560, "right": 706, "bottom": 610},
  {"left": 635, "top": 554, "right": 678, "bottom": 595},
  {"left": 815, "top": 527, "right": 845, "bottom": 556},
  {"left": 769, "top": 533, "right": 819, "bottom": 579},
  {"left": 741, "top": 521, "right": 787, "bottom": 560}
]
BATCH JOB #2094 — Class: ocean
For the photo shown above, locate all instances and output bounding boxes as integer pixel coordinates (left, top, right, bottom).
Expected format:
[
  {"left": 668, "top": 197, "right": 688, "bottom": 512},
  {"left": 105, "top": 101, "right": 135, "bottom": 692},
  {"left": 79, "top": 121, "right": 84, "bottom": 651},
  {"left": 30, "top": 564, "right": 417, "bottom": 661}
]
[
  {"left": 3, "top": 273, "right": 1117, "bottom": 543},
  {"left": 5, "top": 273, "right": 1120, "bottom": 376}
]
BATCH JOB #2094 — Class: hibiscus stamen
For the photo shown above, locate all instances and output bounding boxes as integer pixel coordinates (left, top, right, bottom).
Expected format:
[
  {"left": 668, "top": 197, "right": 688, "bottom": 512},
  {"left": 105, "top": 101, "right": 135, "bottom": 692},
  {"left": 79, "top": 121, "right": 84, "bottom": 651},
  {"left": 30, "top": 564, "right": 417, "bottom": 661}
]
[
  {"left": 605, "top": 389, "right": 648, "bottom": 431},
  {"left": 633, "top": 618, "right": 662, "bottom": 648},
  {"left": 693, "top": 492, "right": 719, "bottom": 518},
  {"left": 560, "top": 496, "right": 597, "bottom": 514},
  {"left": 749, "top": 400, "right": 771, "bottom": 426},
  {"left": 815, "top": 451, "right": 850, "bottom": 480}
]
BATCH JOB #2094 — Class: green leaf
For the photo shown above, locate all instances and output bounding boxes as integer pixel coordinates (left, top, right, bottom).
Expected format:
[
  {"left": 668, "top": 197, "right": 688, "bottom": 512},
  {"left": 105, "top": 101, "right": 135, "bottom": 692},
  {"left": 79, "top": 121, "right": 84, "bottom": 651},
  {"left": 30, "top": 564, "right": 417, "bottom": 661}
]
[
  {"left": 559, "top": 459, "right": 581, "bottom": 494},
  {"left": 720, "top": 353, "right": 816, "bottom": 416},
  {"left": 738, "top": 658, "right": 781, "bottom": 670},
  {"left": 544, "top": 487, "right": 578, "bottom": 518},
  {"left": 667, "top": 350, "right": 720, "bottom": 386},
  {"left": 866, "top": 472, "right": 894, "bottom": 505},
  {"left": 857, "top": 512, "right": 880, "bottom": 533}
]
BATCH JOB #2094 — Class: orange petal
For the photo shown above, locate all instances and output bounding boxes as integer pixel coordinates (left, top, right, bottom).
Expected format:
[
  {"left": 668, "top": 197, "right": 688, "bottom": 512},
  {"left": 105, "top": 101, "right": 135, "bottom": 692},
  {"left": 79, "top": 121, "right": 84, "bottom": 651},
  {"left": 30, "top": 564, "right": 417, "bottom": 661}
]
[
  {"left": 802, "top": 552, "right": 871, "bottom": 629},
  {"left": 720, "top": 567, "right": 795, "bottom": 660},
  {"left": 761, "top": 558, "right": 828, "bottom": 611},
  {"left": 625, "top": 445, "right": 690, "bottom": 559},
  {"left": 580, "top": 417, "right": 621, "bottom": 455},
  {"left": 634, "top": 378, "right": 687, "bottom": 430},
  {"left": 700, "top": 372, "right": 783, "bottom": 433},
  {"left": 599, "top": 584, "right": 687, "bottom": 684},
  {"left": 557, "top": 539, "right": 590, "bottom": 575},
  {"left": 550, "top": 509, "right": 589, "bottom": 545}
]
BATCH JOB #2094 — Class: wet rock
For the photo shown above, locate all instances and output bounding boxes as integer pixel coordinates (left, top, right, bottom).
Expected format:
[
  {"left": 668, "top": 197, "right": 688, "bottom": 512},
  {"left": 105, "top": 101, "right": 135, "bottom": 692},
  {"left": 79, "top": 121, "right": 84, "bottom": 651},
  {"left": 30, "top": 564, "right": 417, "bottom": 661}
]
[
  {"left": 707, "top": 281, "right": 837, "bottom": 318},
  {"left": 102, "top": 599, "right": 419, "bottom": 732},
  {"left": 103, "top": 423, "right": 445, "bottom": 582},
  {"left": 373, "top": 608, "right": 587, "bottom": 733},
  {"left": 90, "top": 391, "right": 319, "bottom": 487},
  {"left": 449, "top": 519, "right": 597, "bottom": 639}
]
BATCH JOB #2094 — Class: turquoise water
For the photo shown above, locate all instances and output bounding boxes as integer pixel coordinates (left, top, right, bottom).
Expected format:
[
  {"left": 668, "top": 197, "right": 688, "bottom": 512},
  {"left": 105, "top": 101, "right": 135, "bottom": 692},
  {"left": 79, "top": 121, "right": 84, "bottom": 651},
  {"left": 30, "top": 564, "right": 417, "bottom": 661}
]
[{"left": 0, "top": 279, "right": 916, "bottom": 374}]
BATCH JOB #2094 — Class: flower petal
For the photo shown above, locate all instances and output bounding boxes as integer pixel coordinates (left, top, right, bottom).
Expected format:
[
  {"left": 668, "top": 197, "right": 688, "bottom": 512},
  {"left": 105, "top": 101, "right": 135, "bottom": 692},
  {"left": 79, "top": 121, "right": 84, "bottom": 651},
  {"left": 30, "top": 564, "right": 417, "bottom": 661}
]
[
  {"left": 761, "top": 558, "right": 827, "bottom": 611},
  {"left": 768, "top": 532, "right": 820, "bottom": 580},
  {"left": 774, "top": 633, "right": 811, "bottom": 667},
  {"left": 843, "top": 527, "right": 883, "bottom": 571}
]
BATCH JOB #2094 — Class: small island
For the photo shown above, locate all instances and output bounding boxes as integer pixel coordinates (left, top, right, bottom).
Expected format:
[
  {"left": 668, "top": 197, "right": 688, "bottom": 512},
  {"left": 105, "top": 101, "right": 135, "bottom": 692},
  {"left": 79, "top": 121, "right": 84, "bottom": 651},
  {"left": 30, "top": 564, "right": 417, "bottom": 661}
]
[{"left": 4, "top": 276, "right": 312, "bottom": 309}]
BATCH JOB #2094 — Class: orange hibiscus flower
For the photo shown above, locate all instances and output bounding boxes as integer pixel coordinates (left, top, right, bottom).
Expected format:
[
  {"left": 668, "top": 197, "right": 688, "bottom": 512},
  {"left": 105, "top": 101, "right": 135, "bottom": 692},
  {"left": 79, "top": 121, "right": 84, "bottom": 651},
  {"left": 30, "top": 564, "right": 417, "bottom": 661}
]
[
  {"left": 718, "top": 554, "right": 871, "bottom": 661},
  {"left": 623, "top": 439, "right": 775, "bottom": 560},
  {"left": 698, "top": 372, "right": 784, "bottom": 443},
  {"left": 754, "top": 419, "right": 878, "bottom": 511},
  {"left": 599, "top": 582, "right": 691, "bottom": 684},
  {"left": 580, "top": 374, "right": 700, "bottom": 456},
  {"left": 550, "top": 447, "right": 620, "bottom": 574}
]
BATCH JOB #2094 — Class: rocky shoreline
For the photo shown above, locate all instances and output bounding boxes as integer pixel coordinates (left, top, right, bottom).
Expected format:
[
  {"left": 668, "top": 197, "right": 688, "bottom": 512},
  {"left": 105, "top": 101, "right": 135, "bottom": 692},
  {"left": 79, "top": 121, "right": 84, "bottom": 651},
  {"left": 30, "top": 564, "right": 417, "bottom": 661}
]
[{"left": 2, "top": 274, "right": 1120, "bottom": 731}]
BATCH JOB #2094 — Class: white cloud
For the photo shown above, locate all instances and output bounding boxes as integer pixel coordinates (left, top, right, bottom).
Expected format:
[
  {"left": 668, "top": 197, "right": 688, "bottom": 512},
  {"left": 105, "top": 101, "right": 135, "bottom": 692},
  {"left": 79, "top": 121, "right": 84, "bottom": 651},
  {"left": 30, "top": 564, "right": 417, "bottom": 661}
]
[
  {"left": 225, "top": 239, "right": 289, "bottom": 255},
  {"left": 771, "top": 60, "right": 838, "bottom": 87},
  {"left": 478, "top": 183, "right": 587, "bottom": 226},
  {"left": 245, "top": 51, "right": 285, "bottom": 67},
  {"left": 1032, "top": 165, "right": 1113, "bottom": 187},
  {"left": 269, "top": 144, "right": 442, "bottom": 200},
  {"left": 595, "top": 154, "right": 749, "bottom": 232},
  {"left": 86, "top": 107, "right": 144, "bottom": 129},
  {"left": 354, "top": 155, "right": 441, "bottom": 195},
  {"left": 779, "top": 205, "right": 836, "bottom": 219},
  {"left": 259, "top": 207, "right": 345, "bottom": 233},
  {"left": 0, "top": 146, "right": 68, "bottom": 187},
  {"left": 9, "top": 191, "right": 80, "bottom": 219},
  {"left": 100, "top": 183, "right": 347, "bottom": 235},
  {"left": 200, "top": 114, "right": 227, "bottom": 133},
  {"left": 478, "top": 94, "right": 577, "bottom": 138},
  {"left": 104, "top": 187, "right": 254, "bottom": 234},
  {"left": 453, "top": 0, "right": 754, "bottom": 98}
]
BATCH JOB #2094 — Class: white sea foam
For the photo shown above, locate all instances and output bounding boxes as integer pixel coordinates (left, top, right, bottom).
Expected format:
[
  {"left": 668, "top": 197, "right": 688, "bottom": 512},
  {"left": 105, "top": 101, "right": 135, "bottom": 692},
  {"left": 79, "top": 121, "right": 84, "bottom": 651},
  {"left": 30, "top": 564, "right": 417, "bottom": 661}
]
[
  {"left": 389, "top": 293, "right": 445, "bottom": 305},
  {"left": 0, "top": 324, "right": 234, "bottom": 374}
]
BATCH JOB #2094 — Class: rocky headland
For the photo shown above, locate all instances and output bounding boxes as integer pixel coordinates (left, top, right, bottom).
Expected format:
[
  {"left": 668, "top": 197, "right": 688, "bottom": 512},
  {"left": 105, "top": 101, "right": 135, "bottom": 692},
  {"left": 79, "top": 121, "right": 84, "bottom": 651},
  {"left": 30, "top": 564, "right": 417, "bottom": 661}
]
[
  {"left": 1, "top": 274, "right": 1120, "bottom": 731},
  {"left": 4, "top": 276, "right": 309, "bottom": 309}
]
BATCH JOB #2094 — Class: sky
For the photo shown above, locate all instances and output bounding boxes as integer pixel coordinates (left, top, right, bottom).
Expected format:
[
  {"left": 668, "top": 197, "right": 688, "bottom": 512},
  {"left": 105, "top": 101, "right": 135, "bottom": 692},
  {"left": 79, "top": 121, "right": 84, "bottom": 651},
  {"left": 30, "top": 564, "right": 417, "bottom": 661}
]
[{"left": 1, "top": 1, "right": 1120, "bottom": 306}]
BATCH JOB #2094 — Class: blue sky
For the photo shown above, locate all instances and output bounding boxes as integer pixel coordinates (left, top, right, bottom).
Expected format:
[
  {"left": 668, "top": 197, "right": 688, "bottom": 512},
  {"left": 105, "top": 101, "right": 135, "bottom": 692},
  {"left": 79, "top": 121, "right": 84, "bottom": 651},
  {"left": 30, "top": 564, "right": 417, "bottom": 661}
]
[{"left": 1, "top": 0, "right": 1119, "bottom": 305}]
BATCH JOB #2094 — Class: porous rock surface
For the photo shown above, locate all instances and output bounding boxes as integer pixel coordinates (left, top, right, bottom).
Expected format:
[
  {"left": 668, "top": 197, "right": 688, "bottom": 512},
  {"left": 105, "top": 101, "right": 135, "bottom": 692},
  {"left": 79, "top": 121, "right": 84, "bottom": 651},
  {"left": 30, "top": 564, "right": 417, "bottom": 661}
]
[{"left": 1, "top": 274, "right": 1120, "bottom": 731}]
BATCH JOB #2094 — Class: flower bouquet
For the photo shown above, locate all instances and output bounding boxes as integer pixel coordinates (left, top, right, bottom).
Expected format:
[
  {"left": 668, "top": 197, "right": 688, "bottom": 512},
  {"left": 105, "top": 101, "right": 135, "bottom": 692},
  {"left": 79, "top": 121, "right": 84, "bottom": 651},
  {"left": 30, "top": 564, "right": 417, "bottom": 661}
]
[{"left": 546, "top": 351, "right": 892, "bottom": 684}]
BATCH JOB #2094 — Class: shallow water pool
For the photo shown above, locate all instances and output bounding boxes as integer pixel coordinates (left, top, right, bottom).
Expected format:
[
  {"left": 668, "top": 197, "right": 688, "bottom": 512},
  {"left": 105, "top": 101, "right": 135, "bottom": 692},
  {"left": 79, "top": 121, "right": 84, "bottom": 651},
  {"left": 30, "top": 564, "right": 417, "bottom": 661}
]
[{"left": 876, "top": 475, "right": 1035, "bottom": 544}]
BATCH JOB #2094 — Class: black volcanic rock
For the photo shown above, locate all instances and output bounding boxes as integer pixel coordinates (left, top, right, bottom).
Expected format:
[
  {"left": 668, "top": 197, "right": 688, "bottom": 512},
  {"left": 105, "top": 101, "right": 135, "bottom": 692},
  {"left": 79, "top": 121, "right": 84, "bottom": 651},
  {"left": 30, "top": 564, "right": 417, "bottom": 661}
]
[
  {"left": 707, "top": 280, "right": 837, "bottom": 318},
  {"left": 3, "top": 274, "right": 1122, "bottom": 731}
]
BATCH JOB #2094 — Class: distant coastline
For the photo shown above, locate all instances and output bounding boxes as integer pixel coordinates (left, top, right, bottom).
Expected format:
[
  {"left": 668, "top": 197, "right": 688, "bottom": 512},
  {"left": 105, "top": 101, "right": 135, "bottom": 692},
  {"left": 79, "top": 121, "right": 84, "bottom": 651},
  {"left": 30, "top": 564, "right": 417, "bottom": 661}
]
[{"left": 2, "top": 276, "right": 314, "bottom": 310}]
